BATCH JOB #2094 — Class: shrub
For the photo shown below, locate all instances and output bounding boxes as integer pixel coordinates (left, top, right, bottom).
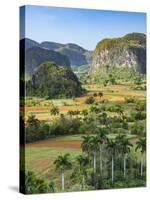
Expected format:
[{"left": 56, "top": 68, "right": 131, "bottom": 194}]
[
  {"left": 131, "top": 111, "right": 146, "bottom": 121},
  {"left": 124, "top": 97, "right": 136, "bottom": 103},
  {"left": 25, "top": 115, "right": 50, "bottom": 143},
  {"left": 50, "top": 117, "right": 81, "bottom": 136},
  {"left": 135, "top": 100, "right": 146, "bottom": 111},
  {"left": 130, "top": 122, "right": 146, "bottom": 136},
  {"left": 98, "top": 91, "right": 103, "bottom": 98},
  {"left": 85, "top": 96, "right": 95, "bottom": 104},
  {"left": 93, "top": 93, "right": 98, "bottom": 97},
  {"left": 22, "top": 170, "right": 55, "bottom": 194}
]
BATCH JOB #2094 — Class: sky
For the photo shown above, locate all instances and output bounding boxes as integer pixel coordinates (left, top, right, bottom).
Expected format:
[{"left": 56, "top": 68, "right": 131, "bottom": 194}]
[{"left": 20, "top": 5, "right": 146, "bottom": 50}]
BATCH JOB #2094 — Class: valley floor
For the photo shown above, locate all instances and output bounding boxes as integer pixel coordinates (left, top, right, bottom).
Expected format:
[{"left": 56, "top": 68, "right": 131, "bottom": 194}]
[
  {"left": 23, "top": 84, "right": 146, "bottom": 121},
  {"left": 22, "top": 82, "right": 146, "bottom": 193}
]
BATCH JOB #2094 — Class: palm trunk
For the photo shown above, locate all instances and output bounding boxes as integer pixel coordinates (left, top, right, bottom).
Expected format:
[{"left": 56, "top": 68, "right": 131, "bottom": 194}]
[
  {"left": 123, "top": 155, "right": 126, "bottom": 178},
  {"left": 82, "top": 176, "right": 85, "bottom": 190},
  {"left": 93, "top": 151, "right": 97, "bottom": 186},
  {"left": 93, "top": 151, "right": 96, "bottom": 174},
  {"left": 141, "top": 154, "right": 143, "bottom": 176},
  {"left": 112, "top": 155, "right": 114, "bottom": 182},
  {"left": 61, "top": 171, "right": 65, "bottom": 190},
  {"left": 99, "top": 146, "right": 102, "bottom": 173}
]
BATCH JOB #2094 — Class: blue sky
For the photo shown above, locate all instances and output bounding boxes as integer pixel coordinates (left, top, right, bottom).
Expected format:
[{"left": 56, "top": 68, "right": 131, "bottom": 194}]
[{"left": 21, "top": 5, "right": 146, "bottom": 50}]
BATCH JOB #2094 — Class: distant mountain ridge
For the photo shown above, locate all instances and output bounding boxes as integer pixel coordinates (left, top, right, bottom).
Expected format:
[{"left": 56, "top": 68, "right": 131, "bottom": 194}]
[
  {"left": 21, "top": 33, "right": 146, "bottom": 77},
  {"left": 21, "top": 46, "right": 71, "bottom": 75},
  {"left": 21, "top": 38, "right": 92, "bottom": 68},
  {"left": 20, "top": 38, "right": 40, "bottom": 49}
]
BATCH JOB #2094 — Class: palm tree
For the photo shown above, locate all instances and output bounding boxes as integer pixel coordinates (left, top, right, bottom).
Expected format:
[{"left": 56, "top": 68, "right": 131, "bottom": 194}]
[
  {"left": 81, "top": 135, "right": 99, "bottom": 182},
  {"left": 76, "top": 155, "right": 89, "bottom": 190},
  {"left": 49, "top": 106, "right": 59, "bottom": 136},
  {"left": 135, "top": 137, "right": 146, "bottom": 176},
  {"left": 54, "top": 153, "right": 72, "bottom": 191},
  {"left": 98, "top": 91, "right": 103, "bottom": 99},
  {"left": 106, "top": 139, "right": 117, "bottom": 183},
  {"left": 81, "top": 135, "right": 92, "bottom": 157},
  {"left": 116, "top": 134, "right": 133, "bottom": 178},
  {"left": 50, "top": 106, "right": 59, "bottom": 116},
  {"left": 89, "top": 136, "right": 99, "bottom": 175},
  {"left": 97, "top": 128, "right": 109, "bottom": 173}
]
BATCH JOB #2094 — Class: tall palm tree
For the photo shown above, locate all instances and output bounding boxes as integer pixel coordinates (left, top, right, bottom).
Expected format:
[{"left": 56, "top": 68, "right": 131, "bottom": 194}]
[
  {"left": 81, "top": 135, "right": 92, "bottom": 157},
  {"left": 106, "top": 139, "right": 117, "bottom": 183},
  {"left": 116, "top": 134, "right": 133, "bottom": 178},
  {"left": 89, "top": 136, "right": 99, "bottom": 175},
  {"left": 49, "top": 106, "right": 59, "bottom": 136},
  {"left": 97, "top": 128, "right": 109, "bottom": 173},
  {"left": 135, "top": 137, "right": 146, "bottom": 176},
  {"left": 54, "top": 153, "right": 72, "bottom": 191},
  {"left": 76, "top": 155, "right": 89, "bottom": 190}
]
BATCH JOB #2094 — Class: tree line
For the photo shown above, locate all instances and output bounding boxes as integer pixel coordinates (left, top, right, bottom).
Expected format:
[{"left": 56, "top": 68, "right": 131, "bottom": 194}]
[{"left": 54, "top": 133, "right": 146, "bottom": 191}]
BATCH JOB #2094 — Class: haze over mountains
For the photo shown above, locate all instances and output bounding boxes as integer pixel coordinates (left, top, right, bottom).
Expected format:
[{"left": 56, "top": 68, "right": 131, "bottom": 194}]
[
  {"left": 21, "top": 38, "right": 92, "bottom": 75},
  {"left": 24, "top": 46, "right": 71, "bottom": 75}
]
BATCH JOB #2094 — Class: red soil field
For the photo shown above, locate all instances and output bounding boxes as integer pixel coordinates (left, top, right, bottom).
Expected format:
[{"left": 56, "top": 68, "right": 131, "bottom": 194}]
[{"left": 26, "top": 138, "right": 81, "bottom": 149}]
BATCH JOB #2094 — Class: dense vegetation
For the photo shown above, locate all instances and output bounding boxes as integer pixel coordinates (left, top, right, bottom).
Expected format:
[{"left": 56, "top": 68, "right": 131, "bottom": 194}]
[
  {"left": 25, "top": 115, "right": 49, "bottom": 143},
  {"left": 81, "top": 65, "right": 146, "bottom": 90},
  {"left": 21, "top": 170, "right": 55, "bottom": 194},
  {"left": 25, "top": 95, "right": 146, "bottom": 143},
  {"left": 94, "top": 33, "right": 146, "bottom": 54},
  {"left": 26, "top": 61, "right": 84, "bottom": 99},
  {"left": 21, "top": 32, "right": 146, "bottom": 194},
  {"left": 52, "top": 135, "right": 146, "bottom": 191},
  {"left": 23, "top": 74, "right": 146, "bottom": 192}
]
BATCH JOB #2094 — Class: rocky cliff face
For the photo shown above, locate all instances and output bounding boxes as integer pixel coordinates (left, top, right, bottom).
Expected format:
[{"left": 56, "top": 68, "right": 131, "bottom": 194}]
[{"left": 91, "top": 33, "right": 146, "bottom": 74}]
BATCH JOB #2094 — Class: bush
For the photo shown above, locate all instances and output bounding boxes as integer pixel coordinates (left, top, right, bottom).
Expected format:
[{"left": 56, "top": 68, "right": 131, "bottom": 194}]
[
  {"left": 131, "top": 111, "right": 146, "bottom": 121},
  {"left": 130, "top": 122, "right": 146, "bottom": 136},
  {"left": 50, "top": 117, "right": 81, "bottom": 136},
  {"left": 135, "top": 100, "right": 146, "bottom": 111},
  {"left": 124, "top": 97, "right": 136, "bottom": 103},
  {"left": 93, "top": 93, "right": 98, "bottom": 97},
  {"left": 85, "top": 96, "right": 95, "bottom": 104},
  {"left": 26, "top": 115, "right": 50, "bottom": 143},
  {"left": 23, "top": 170, "right": 55, "bottom": 194}
]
